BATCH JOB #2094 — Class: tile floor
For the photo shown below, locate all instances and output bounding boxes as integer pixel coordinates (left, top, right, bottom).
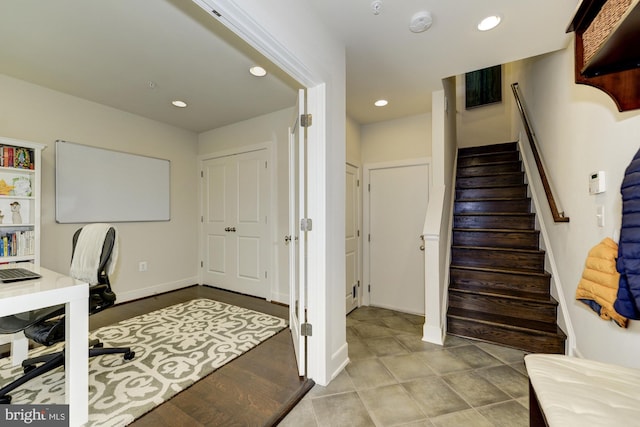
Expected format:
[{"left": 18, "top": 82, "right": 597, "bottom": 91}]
[{"left": 280, "top": 306, "right": 529, "bottom": 427}]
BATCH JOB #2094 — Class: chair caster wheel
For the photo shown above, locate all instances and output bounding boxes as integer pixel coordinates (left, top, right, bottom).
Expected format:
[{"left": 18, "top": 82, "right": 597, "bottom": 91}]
[
  {"left": 124, "top": 351, "right": 135, "bottom": 361},
  {"left": 0, "top": 395, "right": 12, "bottom": 404}
]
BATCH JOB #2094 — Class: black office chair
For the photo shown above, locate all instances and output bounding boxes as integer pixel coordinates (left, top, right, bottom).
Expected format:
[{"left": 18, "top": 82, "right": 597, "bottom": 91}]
[{"left": 0, "top": 225, "right": 134, "bottom": 403}]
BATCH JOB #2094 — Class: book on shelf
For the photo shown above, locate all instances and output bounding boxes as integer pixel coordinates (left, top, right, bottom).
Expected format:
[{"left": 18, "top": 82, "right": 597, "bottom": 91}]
[
  {"left": 0, "top": 146, "right": 35, "bottom": 169},
  {"left": 0, "top": 230, "right": 34, "bottom": 258}
]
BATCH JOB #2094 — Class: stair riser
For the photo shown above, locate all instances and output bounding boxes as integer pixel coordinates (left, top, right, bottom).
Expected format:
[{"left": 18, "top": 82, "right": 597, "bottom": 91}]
[
  {"left": 453, "top": 230, "right": 539, "bottom": 249},
  {"left": 456, "top": 186, "right": 528, "bottom": 200},
  {"left": 454, "top": 199, "right": 531, "bottom": 214},
  {"left": 448, "top": 292, "right": 557, "bottom": 324},
  {"left": 457, "top": 173, "right": 524, "bottom": 188},
  {"left": 450, "top": 268, "right": 551, "bottom": 296},
  {"left": 447, "top": 316, "right": 566, "bottom": 354},
  {"left": 453, "top": 215, "right": 535, "bottom": 230},
  {"left": 458, "top": 152, "right": 520, "bottom": 167},
  {"left": 457, "top": 162, "right": 522, "bottom": 177},
  {"left": 458, "top": 142, "right": 517, "bottom": 157},
  {"left": 452, "top": 247, "right": 545, "bottom": 271}
]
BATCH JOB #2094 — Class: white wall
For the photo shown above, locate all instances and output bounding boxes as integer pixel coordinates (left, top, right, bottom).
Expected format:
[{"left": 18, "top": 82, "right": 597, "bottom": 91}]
[
  {"left": 346, "top": 115, "right": 361, "bottom": 167},
  {"left": 457, "top": 63, "right": 519, "bottom": 147},
  {"left": 518, "top": 43, "right": 640, "bottom": 368},
  {"left": 0, "top": 73, "right": 200, "bottom": 302},
  {"left": 361, "top": 113, "right": 432, "bottom": 163},
  {"left": 198, "top": 106, "right": 294, "bottom": 304}
]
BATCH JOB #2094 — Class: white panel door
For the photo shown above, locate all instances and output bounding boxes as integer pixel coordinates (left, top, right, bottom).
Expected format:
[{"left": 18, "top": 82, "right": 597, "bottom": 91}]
[
  {"left": 202, "top": 149, "right": 269, "bottom": 298},
  {"left": 368, "top": 162, "right": 429, "bottom": 314},
  {"left": 345, "top": 163, "right": 360, "bottom": 314}
]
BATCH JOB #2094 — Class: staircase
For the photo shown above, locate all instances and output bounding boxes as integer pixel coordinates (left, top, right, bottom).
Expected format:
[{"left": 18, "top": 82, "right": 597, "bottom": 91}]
[{"left": 447, "top": 142, "right": 566, "bottom": 354}]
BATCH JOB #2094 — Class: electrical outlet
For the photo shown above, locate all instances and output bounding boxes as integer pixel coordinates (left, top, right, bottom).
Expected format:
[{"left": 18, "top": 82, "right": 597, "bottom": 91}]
[{"left": 139, "top": 261, "right": 148, "bottom": 272}]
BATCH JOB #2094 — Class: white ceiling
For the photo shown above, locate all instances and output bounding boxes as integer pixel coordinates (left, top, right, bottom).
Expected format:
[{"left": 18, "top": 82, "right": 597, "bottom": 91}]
[
  {"left": 0, "top": 0, "right": 579, "bottom": 132},
  {"left": 307, "top": 0, "right": 579, "bottom": 124}
]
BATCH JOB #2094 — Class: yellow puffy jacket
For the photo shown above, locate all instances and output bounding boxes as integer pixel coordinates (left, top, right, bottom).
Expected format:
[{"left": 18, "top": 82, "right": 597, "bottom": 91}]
[{"left": 575, "top": 237, "right": 628, "bottom": 328}]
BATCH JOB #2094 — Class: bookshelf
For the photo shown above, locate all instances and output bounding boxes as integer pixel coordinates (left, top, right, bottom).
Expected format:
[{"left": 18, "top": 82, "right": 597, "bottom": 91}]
[{"left": 0, "top": 137, "right": 45, "bottom": 266}]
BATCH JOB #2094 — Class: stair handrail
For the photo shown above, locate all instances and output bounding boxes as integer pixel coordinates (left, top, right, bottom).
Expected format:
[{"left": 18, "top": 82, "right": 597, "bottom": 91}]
[{"left": 511, "top": 82, "right": 569, "bottom": 223}]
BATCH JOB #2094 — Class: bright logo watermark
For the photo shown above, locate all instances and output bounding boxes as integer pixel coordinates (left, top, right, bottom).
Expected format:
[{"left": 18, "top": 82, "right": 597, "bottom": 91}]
[{"left": 1, "top": 405, "right": 68, "bottom": 426}]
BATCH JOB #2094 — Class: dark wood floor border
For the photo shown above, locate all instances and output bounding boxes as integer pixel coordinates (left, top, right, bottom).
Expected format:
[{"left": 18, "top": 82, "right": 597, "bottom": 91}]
[{"left": 265, "top": 378, "right": 315, "bottom": 426}]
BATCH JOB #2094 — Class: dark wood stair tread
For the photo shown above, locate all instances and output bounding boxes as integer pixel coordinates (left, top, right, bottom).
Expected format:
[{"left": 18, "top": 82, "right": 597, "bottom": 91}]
[
  {"left": 456, "top": 162, "right": 522, "bottom": 175},
  {"left": 449, "top": 286, "right": 557, "bottom": 305},
  {"left": 453, "top": 245, "right": 545, "bottom": 255},
  {"left": 458, "top": 145, "right": 518, "bottom": 158},
  {"left": 454, "top": 198, "right": 530, "bottom": 204},
  {"left": 453, "top": 228, "right": 538, "bottom": 234},
  {"left": 457, "top": 160, "right": 520, "bottom": 167},
  {"left": 456, "top": 184, "right": 527, "bottom": 190},
  {"left": 447, "top": 307, "right": 565, "bottom": 336},
  {"left": 456, "top": 171, "right": 523, "bottom": 179},
  {"left": 451, "top": 263, "right": 545, "bottom": 276},
  {"left": 454, "top": 212, "right": 534, "bottom": 217},
  {"left": 450, "top": 264, "right": 551, "bottom": 278}
]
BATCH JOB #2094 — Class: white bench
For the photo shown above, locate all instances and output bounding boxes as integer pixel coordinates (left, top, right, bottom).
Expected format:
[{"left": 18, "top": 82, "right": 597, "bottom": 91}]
[{"left": 525, "top": 354, "right": 640, "bottom": 426}]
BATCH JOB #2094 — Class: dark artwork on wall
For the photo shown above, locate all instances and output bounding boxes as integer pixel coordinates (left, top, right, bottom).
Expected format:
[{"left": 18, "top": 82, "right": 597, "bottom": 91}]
[{"left": 465, "top": 65, "right": 502, "bottom": 109}]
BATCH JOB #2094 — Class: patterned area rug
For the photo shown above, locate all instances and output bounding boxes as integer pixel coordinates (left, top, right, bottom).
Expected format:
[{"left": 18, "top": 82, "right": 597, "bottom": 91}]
[{"left": 0, "top": 298, "right": 287, "bottom": 426}]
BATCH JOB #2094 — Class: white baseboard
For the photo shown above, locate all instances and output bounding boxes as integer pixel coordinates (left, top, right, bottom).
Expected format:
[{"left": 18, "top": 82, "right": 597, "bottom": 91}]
[
  {"left": 116, "top": 278, "right": 199, "bottom": 304},
  {"left": 423, "top": 324, "right": 445, "bottom": 346},
  {"left": 571, "top": 346, "right": 584, "bottom": 358},
  {"left": 325, "top": 342, "right": 349, "bottom": 387},
  {"left": 269, "top": 291, "right": 289, "bottom": 305}
]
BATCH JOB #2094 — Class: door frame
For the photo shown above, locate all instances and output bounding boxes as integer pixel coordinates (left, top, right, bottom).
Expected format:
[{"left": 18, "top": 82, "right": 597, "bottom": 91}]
[
  {"left": 345, "top": 162, "right": 362, "bottom": 313},
  {"left": 362, "top": 157, "right": 431, "bottom": 308},
  {"left": 193, "top": 0, "right": 337, "bottom": 386},
  {"left": 289, "top": 89, "right": 307, "bottom": 377},
  {"left": 198, "top": 141, "right": 276, "bottom": 300}
]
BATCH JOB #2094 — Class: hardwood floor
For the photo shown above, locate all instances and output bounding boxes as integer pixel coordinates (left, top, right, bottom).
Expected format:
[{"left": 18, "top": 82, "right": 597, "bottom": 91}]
[{"left": 89, "top": 285, "right": 313, "bottom": 426}]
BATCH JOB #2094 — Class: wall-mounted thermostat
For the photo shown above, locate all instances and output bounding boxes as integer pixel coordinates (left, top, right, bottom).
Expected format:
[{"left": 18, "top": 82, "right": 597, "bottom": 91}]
[{"left": 589, "top": 171, "right": 606, "bottom": 195}]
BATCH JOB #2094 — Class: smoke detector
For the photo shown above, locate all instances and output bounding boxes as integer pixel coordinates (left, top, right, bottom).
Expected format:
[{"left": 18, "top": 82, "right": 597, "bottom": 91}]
[
  {"left": 409, "top": 11, "right": 433, "bottom": 33},
  {"left": 371, "top": 1, "right": 382, "bottom": 15}
]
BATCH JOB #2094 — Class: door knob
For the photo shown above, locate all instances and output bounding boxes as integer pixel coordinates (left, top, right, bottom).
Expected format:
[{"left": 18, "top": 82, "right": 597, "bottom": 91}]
[
  {"left": 224, "top": 227, "right": 230, "bottom": 232},
  {"left": 230, "top": 227, "right": 236, "bottom": 232},
  {"left": 419, "top": 244, "right": 425, "bottom": 251},
  {"left": 284, "top": 235, "right": 292, "bottom": 244}
]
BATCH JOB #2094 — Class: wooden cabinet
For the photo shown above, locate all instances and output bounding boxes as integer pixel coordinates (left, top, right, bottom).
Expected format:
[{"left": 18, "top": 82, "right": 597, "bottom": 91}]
[
  {"left": 0, "top": 137, "right": 45, "bottom": 265},
  {"left": 567, "top": 0, "right": 640, "bottom": 111}
]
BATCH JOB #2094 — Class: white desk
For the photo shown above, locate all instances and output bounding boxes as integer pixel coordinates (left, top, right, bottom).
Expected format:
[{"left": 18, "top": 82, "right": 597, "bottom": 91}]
[{"left": 0, "top": 264, "right": 88, "bottom": 427}]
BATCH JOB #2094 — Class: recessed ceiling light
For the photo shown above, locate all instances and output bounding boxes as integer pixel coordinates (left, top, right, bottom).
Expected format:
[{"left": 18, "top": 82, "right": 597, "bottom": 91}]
[
  {"left": 171, "top": 100, "right": 187, "bottom": 108},
  {"left": 478, "top": 15, "right": 501, "bottom": 31},
  {"left": 374, "top": 99, "right": 388, "bottom": 107},
  {"left": 249, "top": 66, "right": 267, "bottom": 77}
]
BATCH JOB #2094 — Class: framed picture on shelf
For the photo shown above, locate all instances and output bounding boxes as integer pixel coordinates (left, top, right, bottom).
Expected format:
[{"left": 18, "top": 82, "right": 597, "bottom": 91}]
[
  {"left": 14, "top": 147, "right": 31, "bottom": 169},
  {"left": 12, "top": 176, "right": 31, "bottom": 196}
]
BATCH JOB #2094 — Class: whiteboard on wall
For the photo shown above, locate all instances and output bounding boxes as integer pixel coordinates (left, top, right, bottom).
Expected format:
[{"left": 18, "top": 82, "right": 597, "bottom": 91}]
[{"left": 55, "top": 140, "right": 170, "bottom": 223}]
